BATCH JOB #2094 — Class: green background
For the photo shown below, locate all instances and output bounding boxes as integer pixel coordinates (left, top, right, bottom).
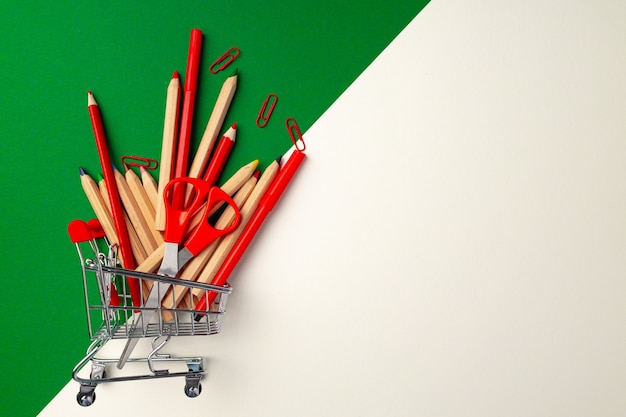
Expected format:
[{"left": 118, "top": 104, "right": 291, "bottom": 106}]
[{"left": 0, "top": 1, "right": 428, "bottom": 415}]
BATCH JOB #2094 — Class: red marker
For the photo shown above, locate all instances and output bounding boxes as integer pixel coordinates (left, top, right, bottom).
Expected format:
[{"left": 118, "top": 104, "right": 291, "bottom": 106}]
[
  {"left": 173, "top": 28, "right": 203, "bottom": 208},
  {"left": 203, "top": 123, "right": 236, "bottom": 186},
  {"left": 194, "top": 148, "right": 306, "bottom": 314},
  {"left": 87, "top": 91, "right": 136, "bottom": 306}
]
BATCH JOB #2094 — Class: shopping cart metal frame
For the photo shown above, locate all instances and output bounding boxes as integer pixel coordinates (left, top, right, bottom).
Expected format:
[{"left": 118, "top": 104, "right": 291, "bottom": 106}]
[{"left": 69, "top": 220, "right": 232, "bottom": 406}]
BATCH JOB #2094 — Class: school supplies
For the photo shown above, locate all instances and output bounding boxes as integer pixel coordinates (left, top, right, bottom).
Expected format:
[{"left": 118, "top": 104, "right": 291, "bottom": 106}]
[
  {"left": 87, "top": 91, "right": 140, "bottom": 306},
  {"left": 173, "top": 29, "right": 203, "bottom": 208},
  {"left": 188, "top": 69, "right": 238, "bottom": 179},
  {"left": 155, "top": 71, "right": 181, "bottom": 230},
  {"left": 73, "top": 28, "right": 308, "bottom": 405},
  {"left": 195, "top": 147, "right": 305, "bottom": 313},
  {"left": 203, "top": 123, "right": 237, "bottom": 186}
]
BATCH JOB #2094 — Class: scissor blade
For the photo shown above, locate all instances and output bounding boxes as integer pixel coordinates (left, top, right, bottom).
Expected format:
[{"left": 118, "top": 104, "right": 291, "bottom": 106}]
[
  {"left": 177, "top": 247, "right": 194, "bottom": 272},
  {"left": 158, "top": 242, "right": 180, "bottom": 277},
  {"left": 117, "top": 280, "right": 170, "bottom": 368}
]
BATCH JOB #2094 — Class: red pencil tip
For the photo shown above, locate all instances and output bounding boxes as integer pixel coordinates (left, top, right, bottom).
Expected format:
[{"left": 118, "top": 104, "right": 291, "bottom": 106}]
[
  {"left": 172, "top": 71, "right": 179, "bottom": 79},
  {"left": 232, "top": 122, "right": 237, "bottom": 129},
  {"left": 253, "top": 169, "right": 261, "bottom": 179}
]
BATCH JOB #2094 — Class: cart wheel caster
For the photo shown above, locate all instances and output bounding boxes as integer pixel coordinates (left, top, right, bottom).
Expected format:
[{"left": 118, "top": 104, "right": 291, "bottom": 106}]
[
  {"left": 184, "top": 382, "right": 202, "bottom": 398},
  {"left": 77, "top": 389, "right": 96, "bottom": 407}
]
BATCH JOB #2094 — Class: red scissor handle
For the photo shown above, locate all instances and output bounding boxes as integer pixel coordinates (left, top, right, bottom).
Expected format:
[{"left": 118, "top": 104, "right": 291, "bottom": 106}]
[
  {"left": 183, "top": 186, "right": 242, "bottom": 257},
  {"left": 162, "top": 177, "right": 212, "bottom": 244}
]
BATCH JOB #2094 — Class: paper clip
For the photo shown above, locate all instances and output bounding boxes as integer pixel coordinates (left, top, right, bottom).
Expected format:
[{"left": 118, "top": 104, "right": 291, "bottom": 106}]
[
  {"left": 256, "top": 94, "right": 278, "bottom": 128},
  {"left": 285, "top": 117, "right": 306, "bottom": 151},
  {"left": 209, "top": 46, "right": 240, "bottom": 74},
  {"left": 121, "top": 155, "right": 158, "bottom": 170}
]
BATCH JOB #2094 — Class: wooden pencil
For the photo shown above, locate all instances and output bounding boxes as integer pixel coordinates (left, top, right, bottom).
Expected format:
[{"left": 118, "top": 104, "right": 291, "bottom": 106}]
[
  {"left": 125, "top": 166, "right": 163, "bottom": 246},
  {"left": 140, "top": 166, "right": 158, "bottom": 210},
  {"left": 88, "top": 91, "right": 139, "bottom": 306},
  {"left": 97, "top": 173, "right": 148, "bottom": 264},
  {"left": 130, "top": 159, "right": 259, "bottom": 284},
  {"left": 155, "top": 71, "right": 181, "bottom": 231},
  {"left": 79, "top": 167, "right": 119, "bottom": 247},
  {"left": 113, "top": 166, "right": 159, "bottom": 253},
  {"left": 161, "top": 175, "right": 257, "bottom": 321},
  {"left": 189, "top": 159, "right": 280, "bottom": 302},
  {"left": 187, "top": 70, "right": 238, "bottom": 179}
]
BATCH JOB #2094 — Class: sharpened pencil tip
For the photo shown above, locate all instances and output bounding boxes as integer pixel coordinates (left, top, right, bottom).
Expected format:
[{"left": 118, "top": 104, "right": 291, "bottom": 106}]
[
  {"left": 79, "top": 167, "right": 86, "bottom": 176},
  {"left": 251, "top": 159, "right": 259, "bottom": 171},
  {"left": 229, "top": 68, "right": 238, "bottom": 77},
  {"left": 232, "top": 122, "right": 237, "bottom": 129},
  {"left": 172, "top": 70, "right": 179, "bottom": 79},
  {"left": 87, "top": 91, "right": 97, "bottom": 106},
  {"left": 139, "top": 165, "right": 147, "bottom": 173},
  {"left": 97, "top": 173, "right": 104, "bottom": 182},
  {"left": 253, "top": 169, "right": 260, "bottom": 179}
]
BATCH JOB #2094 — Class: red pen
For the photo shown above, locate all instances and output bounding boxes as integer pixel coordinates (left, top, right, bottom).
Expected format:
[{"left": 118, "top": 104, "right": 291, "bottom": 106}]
[
  {"left": 203, "top": 123, "right": 236, "bottom": 186},
  {"left": 173, "top": 28, "right": 203, "bottom": 208},
  {"left": 194, "top": 148, "right": 306, "bottom": 314},
  {"left": 87, "top": 91, "right": 136, "bottom": 306}
]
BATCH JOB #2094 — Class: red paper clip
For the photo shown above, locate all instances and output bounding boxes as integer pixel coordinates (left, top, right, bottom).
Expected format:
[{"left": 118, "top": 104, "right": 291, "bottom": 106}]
[
  {"left": 121, "top": 155, "right": 158, "bottom": 170},
  {"left": 256, "top": 94, "right": 278, "bottom": 128},
  {"left": 285, "top": 117, "right": 306, "bottom": 151},
  {"left": 209, "top": 46, "right": 240, "bottom": 74}
]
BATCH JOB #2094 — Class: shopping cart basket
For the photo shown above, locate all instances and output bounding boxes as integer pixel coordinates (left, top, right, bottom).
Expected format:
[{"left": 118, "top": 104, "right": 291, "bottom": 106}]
[{"left": 68, "top": 219, "right": 231, "bottom": 406}]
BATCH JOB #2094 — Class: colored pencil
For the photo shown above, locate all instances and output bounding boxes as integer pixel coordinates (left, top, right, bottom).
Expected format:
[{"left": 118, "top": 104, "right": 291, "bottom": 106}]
[
  {"left": 87, "top": 91, "right": 140, "bottom": 306},
  {"left": 187, "top": 69, "right": 238, "bottom": 179},
  {"left": 194, "top": 149, "right": 305, "bottom": 312},
  {"left": 161, "top": 175, "right": 257, "bottom": 321},
  {"left": 155, "top": 71, "right": 181, "bottom": 230},
  {"left": 203, "top": 123, "right": 236, "bottom": 186},
  {"left": 172, "top": 29, "right": 202, "bottom": 208},
  {"left": 189, "top": 159, "right": 280, "bottom": 302}
]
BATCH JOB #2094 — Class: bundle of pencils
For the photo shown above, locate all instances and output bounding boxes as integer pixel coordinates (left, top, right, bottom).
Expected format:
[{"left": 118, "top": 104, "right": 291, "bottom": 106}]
[{"left": 80, "top": 28, "right": 306, "bottom": 316}]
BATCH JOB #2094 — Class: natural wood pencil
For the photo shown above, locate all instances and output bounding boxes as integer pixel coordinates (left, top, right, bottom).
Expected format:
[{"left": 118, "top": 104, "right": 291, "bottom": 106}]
[
  {"left": 155, "top": 71, "right": 181, "bottom": 231},
  {"left": 140, "top": 166, "right": 158, "bottom": 210},
  {"left": 80, "top": 167, "right": 119, "bottom": 248},
  {"left": 189, "top": 159, "right": 279, "bottom": 301},
  {"left": 161, "top": 175, "right": 257, "bottom": 320},
  {"left": 113, "top": 166, "right": 159, "bottom": 253},
  {"left": 97, "top": 174, "right": 147, "bottom": 264},
  {"left": 187, "top": 70, "right": 238, "bottom": 179},
  {"left": 125, "top": 166, "right": 163, "bottom": 246}
]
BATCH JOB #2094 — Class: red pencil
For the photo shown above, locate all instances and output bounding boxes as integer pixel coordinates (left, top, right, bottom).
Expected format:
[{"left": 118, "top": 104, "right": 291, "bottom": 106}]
[
  {"left": 173, "top": 28, "right": 203, "bottom": 208},
  {"left": 202, "top": 123, "right": 236, "bottom": 186},
  {"left": 194, "top": 148, "right": 306, "bottom": 314},
  {"left": 87, "top": 91, "right": 139, "bottom": 307}
]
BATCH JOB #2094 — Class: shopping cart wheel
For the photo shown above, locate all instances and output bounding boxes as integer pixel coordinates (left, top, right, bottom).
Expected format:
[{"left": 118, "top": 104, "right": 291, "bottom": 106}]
[
  {"left": 77, "top": 386, "right": 96, "bottom": 406},
  {"left": 184, "top": 375, "right": 203, "bottom": 398}
]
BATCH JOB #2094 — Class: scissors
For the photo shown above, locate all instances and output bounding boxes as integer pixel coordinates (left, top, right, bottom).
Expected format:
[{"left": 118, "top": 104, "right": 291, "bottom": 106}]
[
  {"left": 158, "top": 177, "right": 241, "bottom": 276},
  {"left": 118, "top": 177, "right": 241, "bottom": 368}
]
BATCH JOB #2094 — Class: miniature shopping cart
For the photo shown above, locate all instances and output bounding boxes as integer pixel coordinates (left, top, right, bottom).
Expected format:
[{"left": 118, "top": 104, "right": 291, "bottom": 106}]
[{"left": 68, "top": 219, "right": 232, "bottom": 406}]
